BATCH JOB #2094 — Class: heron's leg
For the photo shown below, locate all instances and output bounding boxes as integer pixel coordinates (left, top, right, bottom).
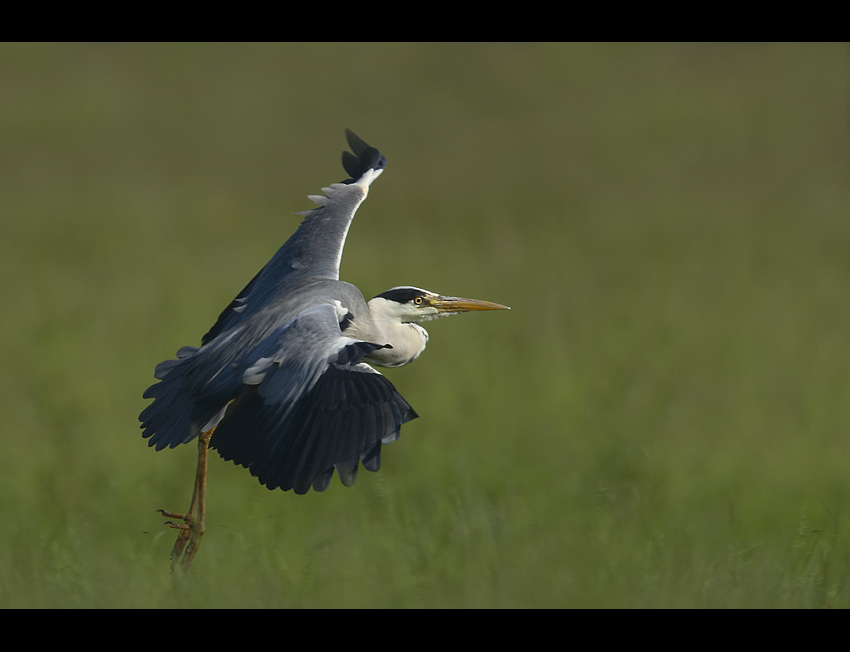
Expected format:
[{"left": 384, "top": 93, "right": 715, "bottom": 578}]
[
  {"left": 159, "top": 427, "right": 214, "bottom": 570},
  {"left": 178, "top": 427, "right": 213, "bottom": 569}
]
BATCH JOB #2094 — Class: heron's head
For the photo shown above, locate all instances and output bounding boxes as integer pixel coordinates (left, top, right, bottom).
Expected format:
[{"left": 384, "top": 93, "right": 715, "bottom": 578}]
[{"left": 369, "top": 286, "right": 509, "bottom": 324}]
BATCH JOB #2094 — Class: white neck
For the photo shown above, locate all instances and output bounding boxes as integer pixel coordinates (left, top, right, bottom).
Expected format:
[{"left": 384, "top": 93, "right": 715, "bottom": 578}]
[{"left": 360, "top": 298, "right": 430, "bottom": 368}]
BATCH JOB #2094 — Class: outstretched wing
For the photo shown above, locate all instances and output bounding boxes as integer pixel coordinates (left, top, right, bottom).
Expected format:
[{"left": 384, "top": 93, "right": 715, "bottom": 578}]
[
  {"left": 209, "top": 303, "right": 418, "bottom": 494},
  {"left": 200, "top": 130, "right": 386, "bottom": 345},
  {"left": 140, "top": 132, "right": 408, "bottom": 493}
]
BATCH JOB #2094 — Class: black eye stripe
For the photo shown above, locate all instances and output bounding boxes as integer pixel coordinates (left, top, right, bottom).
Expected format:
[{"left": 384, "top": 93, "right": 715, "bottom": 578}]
[{"left": 374, "top": 287, "right": 428, "bottom": 304}]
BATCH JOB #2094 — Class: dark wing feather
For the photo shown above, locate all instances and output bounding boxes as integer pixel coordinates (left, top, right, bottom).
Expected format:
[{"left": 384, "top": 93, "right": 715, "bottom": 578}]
[
  {"left": 140, "top": 342, "right": 243, "bottom": 451},
  {"left": 188, "top": 302, "right": 420, "bottom": 494},
  {"left": 341, "top": 129, "right": 387, "bottom": 183},
  {"left": 212, "top": 360, "right": 417, "bottom": 494},
  {"left": 201, "top": 266, "right": 264, "bottom": 346}
]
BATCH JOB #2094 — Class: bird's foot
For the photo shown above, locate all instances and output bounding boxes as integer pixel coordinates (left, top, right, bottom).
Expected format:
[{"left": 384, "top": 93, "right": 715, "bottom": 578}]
[
  {"left": 158, "top": 507, "right": 204, "bottom": 571},
  {"left": 157, "top": 429, "right": 213, "bottom": 571}
]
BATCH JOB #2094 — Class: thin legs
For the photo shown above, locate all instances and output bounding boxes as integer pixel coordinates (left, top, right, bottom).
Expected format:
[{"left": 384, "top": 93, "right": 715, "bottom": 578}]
[{"left": 158, "top": 428, "right": 214, "bottom": 570}]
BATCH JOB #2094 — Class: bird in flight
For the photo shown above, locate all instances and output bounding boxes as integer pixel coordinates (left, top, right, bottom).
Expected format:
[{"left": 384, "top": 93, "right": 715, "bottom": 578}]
[{"left": 140, "top": 130, "right": 509, "bottom": 569}]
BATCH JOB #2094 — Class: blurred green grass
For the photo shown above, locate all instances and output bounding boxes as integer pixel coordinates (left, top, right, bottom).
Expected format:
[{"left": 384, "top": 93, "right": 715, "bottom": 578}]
[{"left": 0, "top": 42, "right": 847, "bottom": 608}]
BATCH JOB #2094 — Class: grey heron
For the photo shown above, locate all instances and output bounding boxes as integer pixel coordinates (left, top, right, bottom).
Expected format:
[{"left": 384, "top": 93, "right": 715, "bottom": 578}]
[{"left": 139, "top": 130, "right": 509, "bottom": 569}]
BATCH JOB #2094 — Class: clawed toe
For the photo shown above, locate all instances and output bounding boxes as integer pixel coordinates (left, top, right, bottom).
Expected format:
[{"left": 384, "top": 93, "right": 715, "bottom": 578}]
[{"left": 157, "top": 509, "right": 186, "bottom": 520}]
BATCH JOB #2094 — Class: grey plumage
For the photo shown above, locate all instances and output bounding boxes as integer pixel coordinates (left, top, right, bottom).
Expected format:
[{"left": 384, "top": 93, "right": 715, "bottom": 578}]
[
  {"left": 140, "top": 132, "right": 415, "bottom": 494},
  {"left": 140, "top": 130, "right": 507, "bottom": 496}
]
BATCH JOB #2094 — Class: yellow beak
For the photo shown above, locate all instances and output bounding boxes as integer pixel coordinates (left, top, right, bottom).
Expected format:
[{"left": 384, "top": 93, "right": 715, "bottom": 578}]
[{"left": 431, "top": 296, "right": 511, "bottom": 313}]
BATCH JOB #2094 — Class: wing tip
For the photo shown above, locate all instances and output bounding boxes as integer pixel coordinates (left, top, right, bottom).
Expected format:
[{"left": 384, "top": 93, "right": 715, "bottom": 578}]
[{"left": 341, "top": 129, "right": 387, "bottom": 183}]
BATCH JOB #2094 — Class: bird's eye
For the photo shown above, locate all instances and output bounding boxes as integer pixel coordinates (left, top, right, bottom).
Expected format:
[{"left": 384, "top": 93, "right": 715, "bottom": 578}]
[{"left": 414, "top": 296, "right": 423, "bottom": 305}]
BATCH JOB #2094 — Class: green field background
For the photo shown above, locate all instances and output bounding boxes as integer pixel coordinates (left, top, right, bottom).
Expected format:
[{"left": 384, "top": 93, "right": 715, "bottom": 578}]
[{"left": 1, "top": 43, "right": 847, "bottom": 608}]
